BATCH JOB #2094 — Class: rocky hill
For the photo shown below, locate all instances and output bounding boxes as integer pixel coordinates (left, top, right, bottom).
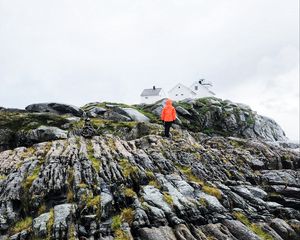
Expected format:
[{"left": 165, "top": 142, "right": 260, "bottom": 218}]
[{"left": 0, "top": 97, "right": 299, "bottom": 240}]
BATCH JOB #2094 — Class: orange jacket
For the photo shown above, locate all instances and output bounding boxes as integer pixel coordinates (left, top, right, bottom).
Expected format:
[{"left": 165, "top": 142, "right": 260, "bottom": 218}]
[{"left": 161, "top": 99, "right": 176, "bottom": 122}]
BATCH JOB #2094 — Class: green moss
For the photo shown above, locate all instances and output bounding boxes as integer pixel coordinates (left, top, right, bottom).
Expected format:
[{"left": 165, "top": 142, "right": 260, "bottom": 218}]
[
  {"left": 199, "top": 197, "right": 208, "bottom": 207},
  {"left": 111, "top": 215, "right": 122, "bottom": 231},
  {"left": 10, "top": 217, "right": 32, "bottom": 234},
  {"left": 114, "top": 229, "right": 131, "bottom": 240},
  {"left": 0, "top": 175, "right": 7, "bottom": 181},
  {"left": 0, "top": 112, "right": 69, "bottom": 132},
  {"left": 123, "top": 188, "right": 136, "bottom": 198},
  {"left": 67, "top": 168, "right": 74, "bottom": 203},
  {"left": 145, "top": 170, "right": 155, "bottom": 179},
  {"left": 22, "top": 165, "right": 41, "bottom": 190},
  {"left": 121, "top": 208, "right": 134, "bottom": 225},
  {"left": 68, "top": 223, "right": 76, "bottom": 240},
  {"left": 78, "top": 183, "right": 88, "bottom": 188},
  {"left": 46, "top": 208, "right": 54, "bottom": 240},
  {"left": 163, "top": 192, "right": 173, "bottom": 205},
  {"left": 176, "top": 164, "right": 204, "bottom": 185},
  {"left": 233, "top": 212, "right": 274, "bottom": 240},
  {"left": 148, "top": 180, "right": 160, "bottom": 189},
  {"left": 202, "top": 185, "right": 222, "bottom": 199},
  {"left": 119, "top": 159, "right": 138, "bottom": 178}
]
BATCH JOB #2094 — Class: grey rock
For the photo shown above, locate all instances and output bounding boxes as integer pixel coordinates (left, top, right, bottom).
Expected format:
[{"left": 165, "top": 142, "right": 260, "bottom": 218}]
[
  {"left": 33, "top": 212, "right": 50, "bottom": 237},
  {"left": 138, "top": 226, "right": 177, "bottom": 240},
  {"left": 223, "top": 220, "right": 261, "bottom": 240},
  {"left": 270, "top": 218, "right": 299, "bottom": 240},
  {"left": 26, "top": 102, "right": 84, "bottom": 117},
  {"left": 24, "top": 126, "right": 68, "bottom": 142},
  {"left": 121, "top": 108, "right": 150, "bottom": 122}
]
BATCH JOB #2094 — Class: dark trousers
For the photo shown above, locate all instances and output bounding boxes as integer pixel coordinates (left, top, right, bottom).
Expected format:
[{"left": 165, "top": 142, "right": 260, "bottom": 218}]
[{"left": 164, "top": 121, "right": 173, "bottom": 137}]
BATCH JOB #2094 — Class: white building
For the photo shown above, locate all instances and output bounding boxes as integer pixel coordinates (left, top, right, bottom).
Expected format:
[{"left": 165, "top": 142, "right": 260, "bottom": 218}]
[
  {"left": 168, "top": 83, "right": 197, "bottom": 101},
  {"left": 140, "top": 86, "right": 166, "bottom": 104},
  {"left": 190, "top": 79, "right": 215, "bottom": 98}
]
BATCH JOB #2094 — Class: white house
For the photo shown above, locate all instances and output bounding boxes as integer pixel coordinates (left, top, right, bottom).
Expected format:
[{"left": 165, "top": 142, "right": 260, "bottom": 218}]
[
  {"left": 190, "top": 79, "right": 215, "bottom": 98},
  {"left": 140, "top": 86, "right": 166, "bottom": 104},
  {"left": 168, "top": 83, "right": 197, "bottom": 101}
]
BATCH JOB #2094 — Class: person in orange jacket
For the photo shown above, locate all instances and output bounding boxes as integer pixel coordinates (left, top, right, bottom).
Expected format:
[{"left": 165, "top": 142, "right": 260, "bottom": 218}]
[{"left": 161, "top": 99, "right": 176, "bottom": 137}]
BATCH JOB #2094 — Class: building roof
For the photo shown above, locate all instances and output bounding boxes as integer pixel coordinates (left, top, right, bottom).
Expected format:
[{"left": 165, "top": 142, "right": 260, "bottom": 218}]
[
  {"left": 168, "top": 83, "right": 197, "bottom": 95},
  {"left": 140, "top": 88, "right": 162, "bottom": 97}
]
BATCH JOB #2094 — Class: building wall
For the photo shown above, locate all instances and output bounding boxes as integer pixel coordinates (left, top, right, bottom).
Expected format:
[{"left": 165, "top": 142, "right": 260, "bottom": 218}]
[
  {"left": 140, "top": 95, "right": 164, "bottom": 104},
  {"left": 190, "top": 82, "right": 214, "bottom": 98},
  {"left": 168, "top": 84, "right": 194, "bottom": 101}
]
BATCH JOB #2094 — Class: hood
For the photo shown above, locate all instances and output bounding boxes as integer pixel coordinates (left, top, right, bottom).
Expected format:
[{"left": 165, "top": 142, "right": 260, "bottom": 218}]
[{"left": 165, "top": 99, "right": 173, "bottom": 106}]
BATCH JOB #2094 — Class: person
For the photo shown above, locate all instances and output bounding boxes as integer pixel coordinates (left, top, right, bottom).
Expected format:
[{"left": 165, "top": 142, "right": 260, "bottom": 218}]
[{"left": 161, "top": 99, "right": 176, "bottom": 137}]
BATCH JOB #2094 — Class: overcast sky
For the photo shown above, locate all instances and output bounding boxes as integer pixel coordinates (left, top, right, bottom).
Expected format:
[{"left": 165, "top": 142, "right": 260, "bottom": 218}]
[{"left": 0, "top": 0, "right": 299, "bottom": 141}]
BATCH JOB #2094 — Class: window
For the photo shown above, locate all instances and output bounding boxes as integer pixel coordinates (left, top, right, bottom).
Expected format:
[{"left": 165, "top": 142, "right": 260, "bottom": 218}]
[
  {"left": 145, "top": 97, "right": 148, "bottom": 99},
  {"left": 195, "top": 86, "right": 198, "bottom": 90},
  {"left": 181, "top": 94, "right": 183, "bottom": 96},
  {"left": 178, "top": 86, "right": 180, "bottom": 88},
  {"left": 175, "top": 94, "right": 178, "bottom": 96}
]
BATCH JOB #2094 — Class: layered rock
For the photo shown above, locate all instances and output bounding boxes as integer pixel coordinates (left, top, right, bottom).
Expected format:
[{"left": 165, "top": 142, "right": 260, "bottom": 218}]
[{"left": 0, "top": 97, "right": 299, "bottom": 240}]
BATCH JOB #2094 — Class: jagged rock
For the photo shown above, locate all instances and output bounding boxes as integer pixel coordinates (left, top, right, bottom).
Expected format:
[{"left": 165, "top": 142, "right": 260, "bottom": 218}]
[
  {"left": 120, "top": 108, "right": 150, "bottom": 122},
  {"left": 20, "top": 126, "right": 68, "bottom": 144},
  {"left": 86, "top": 107, "right": 107, "bottom": 117},
  {"left": 25, "top": 102, "right": 84, "bottom": 117},
  {"left": 270, "top": 218, "right": 298, "bottom": 240},
  {"left": 53, "top": 204, "right": 76, "bottom": 240},
  {"left": 33, "top": 212, "right": 50, "bottom": 237},
  {"left": 0, "top": 98, "right": 299, "bottom": 240},
  {"left": 0, "top": 129, "right": 14, "bottom": 152},
  {"left": 223, "top": 220, "right": 261, "bottom": 240},
  {"left": 103, "top": 110, "right": 131, "bottom": 121},
  {"left": 138, "top": 226, "right": 177, "bottom": 240}
]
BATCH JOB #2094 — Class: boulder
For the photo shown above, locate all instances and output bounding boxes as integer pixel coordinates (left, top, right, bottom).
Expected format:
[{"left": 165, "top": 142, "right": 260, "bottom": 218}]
[
  {"left": 120, "top": 108, "right": 150, "bottom": 122},
  {"left": 26, "top": 103, "right": 84, "bottom": 117},
  {"left": 33, "top": 212, "right": 50, "bottom": 237},
  {"left": 21, "top": 126, "right": 67, "bottom": 143}
]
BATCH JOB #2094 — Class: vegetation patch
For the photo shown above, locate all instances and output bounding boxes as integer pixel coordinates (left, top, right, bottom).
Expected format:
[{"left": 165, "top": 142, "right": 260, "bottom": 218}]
[
  {"left": 46, "top": 208, "right": 54, "bottom": 240},
  {"left": 0, "top": 175, "right": 7, "bottom": 181},
  {"left": 148, "top": 180, "right": 160, "bottom": 189},
  {"left": 233, "top": 212, "right": 273, "bottom": 240},
  {"left": 123, "top": 188, "right": 136, "bottom": 198},
  {"left": 121, "top": 208, "right": 134, "bottom": 225},
  {"left": 10, "top": 217, "right": 32, "bottom": 234},
  {"left": 199, "top": 197, "right": 208, "bottom": 207},
  {"left": 22, "top": 165, "right": 41, "bottom": 190},
  {"left": 111, "top": 215, "right": 122, "bottom": 231},
  {"left": 176, "top": 164, "right": 204, "bottom": 186},
  {"left": 119, "top": 159, "right": 139, "bottom": 178},
  {"left": 202, "top": 185, "right": 222, "bottom": 199},
  {"left": 86, "top": 140, "right": 101, "bottom": 172},
  {"left": 163, "top": 192, "right": 173, "bottom": 205}
]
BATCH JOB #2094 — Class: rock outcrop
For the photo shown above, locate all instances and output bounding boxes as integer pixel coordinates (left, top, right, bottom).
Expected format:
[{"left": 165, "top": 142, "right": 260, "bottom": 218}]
[{"left": 0, "top": 97, "right": 299, "bottom": 240}]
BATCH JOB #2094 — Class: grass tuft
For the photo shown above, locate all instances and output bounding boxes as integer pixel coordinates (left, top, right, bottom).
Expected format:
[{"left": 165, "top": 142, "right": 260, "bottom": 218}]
[{"left": 10, "top": 217, "right": 32, "bottom": 234}]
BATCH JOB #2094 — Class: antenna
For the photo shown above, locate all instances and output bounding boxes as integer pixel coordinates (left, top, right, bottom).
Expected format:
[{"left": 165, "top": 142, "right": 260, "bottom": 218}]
[{"left": 199, "top": 78, "right": 213, "bottom": 87}]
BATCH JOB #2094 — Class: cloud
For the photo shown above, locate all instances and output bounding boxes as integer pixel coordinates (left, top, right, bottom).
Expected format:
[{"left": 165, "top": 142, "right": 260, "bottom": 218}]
[{"left": 0, "top": 0, "right": 299, "bottom": 140}]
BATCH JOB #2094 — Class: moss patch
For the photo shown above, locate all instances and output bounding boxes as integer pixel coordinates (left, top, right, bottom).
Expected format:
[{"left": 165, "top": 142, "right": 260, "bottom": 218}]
[
  {"left": 202, "top": 185, "right": 222, "bottom": 199},
  {"left": 87, "top": 140, "right": 101, "bottom": 172},
  {"left": 119, "top": 159, "right": 138, "bottom": 178},
  {"left": 163, "top": 192, "right": 173, "bottom": 205},
  {"left": 233, "top": 212, "right": 274, "bottom": 240},
  {"left": 10, "top": 217, "right": 32, "bottom": 234}
]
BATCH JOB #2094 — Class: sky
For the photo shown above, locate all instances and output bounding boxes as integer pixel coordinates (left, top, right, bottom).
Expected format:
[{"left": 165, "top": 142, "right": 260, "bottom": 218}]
[{"left": 0, "top": 0, "right": 299, "bottom": 141}]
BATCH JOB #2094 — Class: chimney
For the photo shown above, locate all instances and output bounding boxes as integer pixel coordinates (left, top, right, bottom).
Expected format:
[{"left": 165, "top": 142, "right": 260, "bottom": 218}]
[{"left": 153, "top": 86, "right": 156, "bottom": 90}]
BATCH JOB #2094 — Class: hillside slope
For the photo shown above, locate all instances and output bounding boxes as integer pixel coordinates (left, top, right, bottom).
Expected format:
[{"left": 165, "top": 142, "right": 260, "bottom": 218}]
[{"left": 0, "top": 97, "right": 299, "bottom": 240}]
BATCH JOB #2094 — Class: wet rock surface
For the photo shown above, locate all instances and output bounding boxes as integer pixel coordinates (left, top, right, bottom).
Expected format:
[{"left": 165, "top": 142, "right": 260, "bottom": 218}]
[{"left": 0, "top": 97, "right": 299, "bottom": 240}]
